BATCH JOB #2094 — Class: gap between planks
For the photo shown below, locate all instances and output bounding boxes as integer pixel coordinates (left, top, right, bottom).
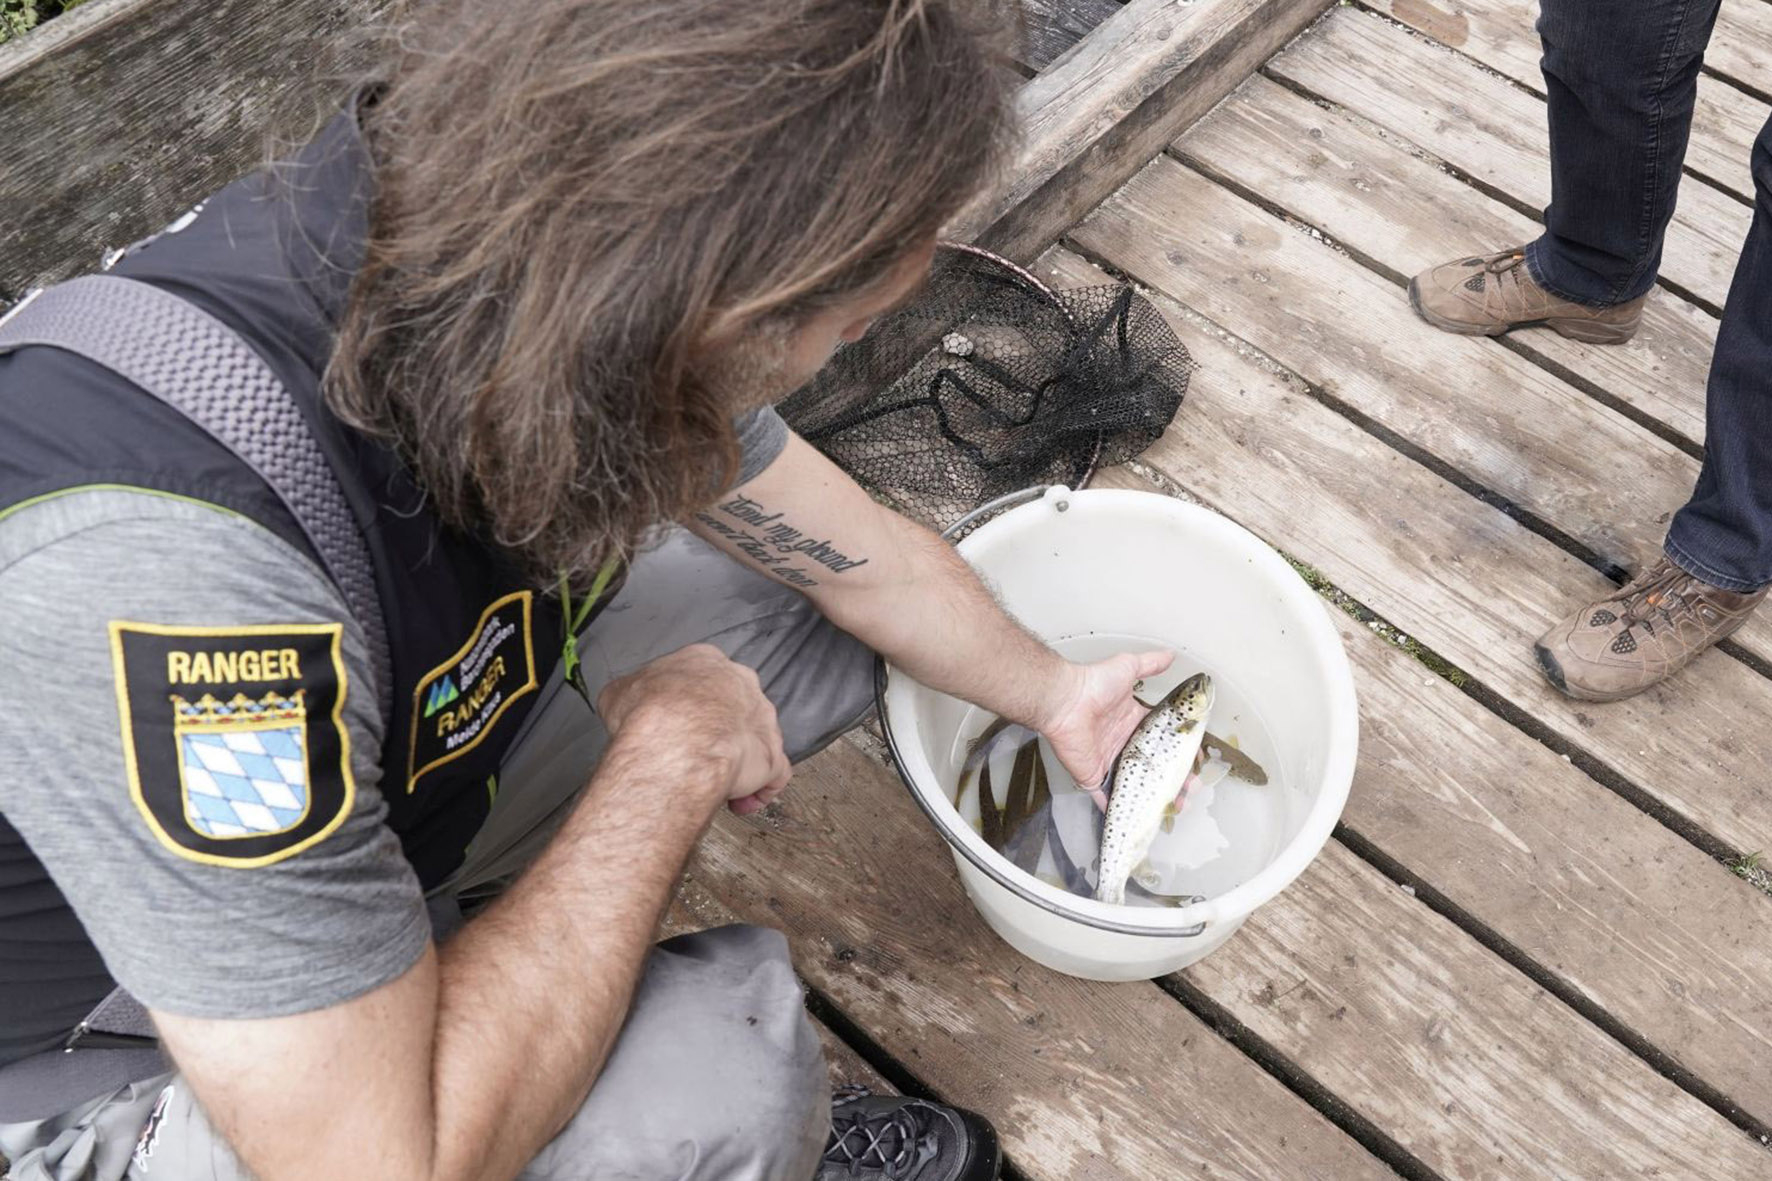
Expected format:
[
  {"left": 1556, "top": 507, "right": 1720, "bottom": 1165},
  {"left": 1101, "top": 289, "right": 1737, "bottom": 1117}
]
[
  {"left": 1066, "top": 152, "right": 1772, "bottom": 861},
  {"left": 1358, "top": 0, "right": 1769, "bottom": 205},
  {"left": 0, "top": 0, "right": 1107, "bottom": 301},
  {"left": 686, "top": 737, "right": 1394, "bottom": 1180},
  {"left": 1161, "top": 73, "right": 1763, "bottom": 612},
  {"left": 1035, "top": 244, "right": 1772, "bottom": 1135},
  {"left": 1266, "top": 6, "right": 1749, "bottom": 314},
  {"left": 689, "top": 731, "right": 1772, "bottom": 1175}
]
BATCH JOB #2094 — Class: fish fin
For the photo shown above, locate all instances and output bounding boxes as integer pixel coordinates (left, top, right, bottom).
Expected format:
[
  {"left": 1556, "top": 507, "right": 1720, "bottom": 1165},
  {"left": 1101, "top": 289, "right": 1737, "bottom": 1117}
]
[
  {"left": 1204, "top": 730, "right": 1269, "bottom": 786},
  {"left": 1161, "top": 814, "right": 1176, "bottom": 835},
  {"left": 1125, "top": 878, "right": 1205, "bottom": 908},
  {"left": 1133, "top": 859, "right": 1163, "bottom": 892}
]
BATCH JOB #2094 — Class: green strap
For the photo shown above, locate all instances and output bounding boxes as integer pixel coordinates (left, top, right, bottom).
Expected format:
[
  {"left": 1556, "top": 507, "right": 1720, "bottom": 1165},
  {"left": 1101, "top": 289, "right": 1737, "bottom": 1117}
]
[{"left": 559, "top": 556, "right": 623, "bottom": 710}]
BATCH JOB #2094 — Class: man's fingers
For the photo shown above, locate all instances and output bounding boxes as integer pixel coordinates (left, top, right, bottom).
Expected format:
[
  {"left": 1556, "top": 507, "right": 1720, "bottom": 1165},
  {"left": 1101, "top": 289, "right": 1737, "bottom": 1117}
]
[{"left": 1129, "top": 648, "right": 1175, "bottom": 680}]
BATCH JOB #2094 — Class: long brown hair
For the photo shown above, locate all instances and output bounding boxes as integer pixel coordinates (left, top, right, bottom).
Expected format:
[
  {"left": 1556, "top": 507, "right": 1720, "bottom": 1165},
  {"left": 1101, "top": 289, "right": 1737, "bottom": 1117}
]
[{"left": 325, "top": 0, "right": 1015, "bottom": 584}]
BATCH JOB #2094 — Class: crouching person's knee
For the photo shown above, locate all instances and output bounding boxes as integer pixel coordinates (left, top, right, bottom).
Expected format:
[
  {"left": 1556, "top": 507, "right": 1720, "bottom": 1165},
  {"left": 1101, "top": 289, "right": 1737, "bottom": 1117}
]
[{"left": 521, "top": 925, "right": 829, "bottom": 1180}]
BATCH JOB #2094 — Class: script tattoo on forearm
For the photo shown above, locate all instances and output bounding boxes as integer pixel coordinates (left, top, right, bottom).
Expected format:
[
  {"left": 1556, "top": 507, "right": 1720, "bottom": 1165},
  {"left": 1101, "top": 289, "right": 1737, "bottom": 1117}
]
[{"left": 694, "top": 494, "right": 869, "bottom": 589}]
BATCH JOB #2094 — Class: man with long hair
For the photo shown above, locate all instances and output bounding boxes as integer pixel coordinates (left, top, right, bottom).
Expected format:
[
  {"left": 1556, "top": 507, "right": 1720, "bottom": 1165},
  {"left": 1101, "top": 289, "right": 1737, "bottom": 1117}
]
[{"left": 0, "top": 2, "right": 1168, "bottom": 1178}]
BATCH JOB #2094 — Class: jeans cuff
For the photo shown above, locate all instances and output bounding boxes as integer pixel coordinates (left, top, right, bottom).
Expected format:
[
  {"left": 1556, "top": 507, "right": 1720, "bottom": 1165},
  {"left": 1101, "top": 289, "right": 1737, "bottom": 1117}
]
[
  {"left": 1663, "top": 536, "right": 1770, "bottom": 593},
  {"left": 1524, "top": 239, "right": 1642, "bottom": 308}
]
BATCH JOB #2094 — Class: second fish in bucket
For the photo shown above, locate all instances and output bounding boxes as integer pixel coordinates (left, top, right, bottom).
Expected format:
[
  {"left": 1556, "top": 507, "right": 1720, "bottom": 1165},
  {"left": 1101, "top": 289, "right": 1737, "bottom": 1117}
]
[{"left": 954, "top": 672, "right": 1270, "bottom": 909}]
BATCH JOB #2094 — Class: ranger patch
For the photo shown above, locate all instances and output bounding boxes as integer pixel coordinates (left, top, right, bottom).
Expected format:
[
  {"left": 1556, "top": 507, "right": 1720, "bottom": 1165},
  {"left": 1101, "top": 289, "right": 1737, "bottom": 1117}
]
[
  {"left": 407, "top": 590, "right": 538, "bottom": 793},
  {"left": 109, "top": 621, "right": 355, "bottom": 868}
]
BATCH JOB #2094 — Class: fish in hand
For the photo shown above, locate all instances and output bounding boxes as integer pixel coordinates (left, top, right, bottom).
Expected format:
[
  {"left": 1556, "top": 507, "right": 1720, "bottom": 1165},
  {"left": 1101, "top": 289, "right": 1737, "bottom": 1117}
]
[{"left": 1095, "top": 672, "right": 1215, "bottom": 905}]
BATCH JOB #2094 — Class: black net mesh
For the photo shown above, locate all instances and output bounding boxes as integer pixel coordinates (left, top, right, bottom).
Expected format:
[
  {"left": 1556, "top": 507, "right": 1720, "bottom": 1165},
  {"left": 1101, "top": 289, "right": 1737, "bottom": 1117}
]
[{"left": 777, "top": 245, "right": 1195, "bottom": 531}]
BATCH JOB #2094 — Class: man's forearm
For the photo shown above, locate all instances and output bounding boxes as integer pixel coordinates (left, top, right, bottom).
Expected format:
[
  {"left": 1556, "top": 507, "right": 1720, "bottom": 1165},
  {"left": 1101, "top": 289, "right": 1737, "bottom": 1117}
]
[
  {"left": 824, "top": 513, "right": 1073, "bottom": 731},
  {"left": 423, "top": 727, "right": 726, "bottom": 1180}
]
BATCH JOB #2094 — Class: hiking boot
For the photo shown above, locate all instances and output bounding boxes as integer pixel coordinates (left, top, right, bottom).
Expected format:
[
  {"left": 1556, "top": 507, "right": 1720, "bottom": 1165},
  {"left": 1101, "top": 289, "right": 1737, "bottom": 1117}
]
[
  {"left": 819, "top": 1085, "right": 1001, "bottom": 1180},
  {"left": 1409, "top": 248, "right": 1647, "bottom": 343},
  {"left": 1535, "top": 556, "right": 1769, "bottom": 702}
]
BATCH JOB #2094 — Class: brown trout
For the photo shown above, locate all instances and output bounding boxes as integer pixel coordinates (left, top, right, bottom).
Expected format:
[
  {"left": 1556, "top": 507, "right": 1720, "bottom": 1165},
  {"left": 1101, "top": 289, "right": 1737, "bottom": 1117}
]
[{"left": 1096, "top": 672, "right": 1215, "bottom": 905}]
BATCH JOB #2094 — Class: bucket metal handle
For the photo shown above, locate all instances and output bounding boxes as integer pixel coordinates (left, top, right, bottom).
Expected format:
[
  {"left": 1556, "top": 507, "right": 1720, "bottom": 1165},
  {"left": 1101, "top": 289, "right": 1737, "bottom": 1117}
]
[
  {"left": 875, "top": 484, "right": 1213, "bottom": 939},
  {"left": 938, "top": 483, "right": 1058, "bottom": 541}
]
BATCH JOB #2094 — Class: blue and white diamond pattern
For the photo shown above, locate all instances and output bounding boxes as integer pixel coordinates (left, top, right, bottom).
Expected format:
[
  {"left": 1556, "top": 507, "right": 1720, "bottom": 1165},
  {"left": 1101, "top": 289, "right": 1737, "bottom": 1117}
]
[{"left": 180, "top": 727, "right": 308, "bottom": 837}]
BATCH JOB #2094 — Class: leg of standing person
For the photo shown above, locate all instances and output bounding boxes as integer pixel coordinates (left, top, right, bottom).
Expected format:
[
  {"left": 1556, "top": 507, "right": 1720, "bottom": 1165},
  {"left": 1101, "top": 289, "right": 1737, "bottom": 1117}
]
[
  {"left": 1528, "top": 1, "right": 1772, "bottom": 699},
  {"left": 1662, "top": 115, "right": 1772, "bottom": 595},
  {"left": 1406, "top": 0, "right": 1772, "bottom": 697},
  {"left": 1409, "top": 0, "right": 1724, "bottom": 339},
  {"left": 1526, "top": 0, "right": 1723, "bottom": 304}
]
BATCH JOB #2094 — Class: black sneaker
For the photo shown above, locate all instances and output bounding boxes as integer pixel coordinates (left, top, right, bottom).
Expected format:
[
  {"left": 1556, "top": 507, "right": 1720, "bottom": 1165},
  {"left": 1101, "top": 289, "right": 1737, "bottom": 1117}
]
[{"left": 818, "top": 1085, "right": 1002, "bottom": 1180}]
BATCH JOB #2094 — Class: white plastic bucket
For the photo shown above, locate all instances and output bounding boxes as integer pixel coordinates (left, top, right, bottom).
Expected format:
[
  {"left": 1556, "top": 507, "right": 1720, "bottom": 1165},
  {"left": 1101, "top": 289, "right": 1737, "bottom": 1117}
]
[{"left": 877, "top": 485, "right": 1359, "bottom": 981}]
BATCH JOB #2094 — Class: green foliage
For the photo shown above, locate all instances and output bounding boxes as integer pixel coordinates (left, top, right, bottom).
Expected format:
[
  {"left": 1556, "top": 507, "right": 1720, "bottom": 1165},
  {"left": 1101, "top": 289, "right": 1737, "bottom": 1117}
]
[
  {"left": 1728, "top": 850, "right": 1771, "bottom": 899},
  {"left": 0, "top": 1, "right": 42, "bottom": 46},
  {"left": 1, "top": 0, "right": 90, "bottom": 46}
]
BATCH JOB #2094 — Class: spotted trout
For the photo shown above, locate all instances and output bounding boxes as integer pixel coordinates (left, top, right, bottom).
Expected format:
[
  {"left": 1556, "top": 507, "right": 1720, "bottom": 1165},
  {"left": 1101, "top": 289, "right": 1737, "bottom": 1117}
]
[{"left": 1095, "top": 672, "right": 1215, "bottom": 905}]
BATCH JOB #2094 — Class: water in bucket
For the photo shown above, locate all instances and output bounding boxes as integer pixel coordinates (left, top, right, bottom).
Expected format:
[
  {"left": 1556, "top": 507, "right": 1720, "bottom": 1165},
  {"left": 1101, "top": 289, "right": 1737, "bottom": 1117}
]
[{"left": 947, "top": 632, "right": 1287, "bottom": 908}]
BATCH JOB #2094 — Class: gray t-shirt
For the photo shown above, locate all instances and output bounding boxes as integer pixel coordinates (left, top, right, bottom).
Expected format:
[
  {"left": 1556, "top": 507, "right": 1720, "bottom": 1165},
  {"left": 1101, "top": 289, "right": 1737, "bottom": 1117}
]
[{"left": 0, "top": 411, "right": 788, "bottom": 1025}]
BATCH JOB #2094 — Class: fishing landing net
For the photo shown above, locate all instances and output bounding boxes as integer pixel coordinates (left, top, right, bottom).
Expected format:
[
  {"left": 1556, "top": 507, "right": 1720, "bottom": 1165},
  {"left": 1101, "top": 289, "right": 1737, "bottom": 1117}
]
[{"left": 777, "top": 243, "right": 1195, "bottom": 532}]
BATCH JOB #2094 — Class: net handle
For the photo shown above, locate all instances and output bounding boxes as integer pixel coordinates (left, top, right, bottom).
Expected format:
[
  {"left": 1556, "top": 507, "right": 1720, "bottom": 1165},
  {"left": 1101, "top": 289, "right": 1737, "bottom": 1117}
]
[{"left": 935, "top": 241, "right": 1080, "bottom": 333}]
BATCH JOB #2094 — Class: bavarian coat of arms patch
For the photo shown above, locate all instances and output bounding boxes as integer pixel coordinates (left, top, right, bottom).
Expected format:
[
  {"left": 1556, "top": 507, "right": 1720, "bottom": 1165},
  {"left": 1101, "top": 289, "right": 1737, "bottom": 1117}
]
[{"left": 109, "top": 621, "right": 355, "bottom": 867}]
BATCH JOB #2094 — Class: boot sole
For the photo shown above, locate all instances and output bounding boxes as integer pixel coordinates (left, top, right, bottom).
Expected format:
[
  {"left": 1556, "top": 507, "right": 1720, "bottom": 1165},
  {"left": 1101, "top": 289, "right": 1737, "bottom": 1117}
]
[{"left": 1408, "top": 279, "right": 1639, "bottom": 344}]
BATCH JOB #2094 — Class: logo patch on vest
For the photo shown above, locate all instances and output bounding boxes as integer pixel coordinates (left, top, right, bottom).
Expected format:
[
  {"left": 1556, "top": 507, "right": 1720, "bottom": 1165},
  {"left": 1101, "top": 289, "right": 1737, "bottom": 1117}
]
[
  {"left": 108, "top": 622, "right": 356, "bottom": 868},
  {"left": 407, "top": 591, "right": 538, "bottom": 793}
]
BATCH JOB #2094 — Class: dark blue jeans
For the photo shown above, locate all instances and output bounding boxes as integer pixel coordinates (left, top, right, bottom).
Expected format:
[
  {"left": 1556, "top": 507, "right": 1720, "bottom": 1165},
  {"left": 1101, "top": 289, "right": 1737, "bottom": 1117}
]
[{"left": 1528, "top": 0, "right": 1772, "bottom": 591}]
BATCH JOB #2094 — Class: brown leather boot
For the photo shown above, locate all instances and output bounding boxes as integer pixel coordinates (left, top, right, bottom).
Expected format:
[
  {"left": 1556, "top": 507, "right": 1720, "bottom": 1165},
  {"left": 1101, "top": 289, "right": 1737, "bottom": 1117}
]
[
  {"left": 1535, "top": 557, "right": 1769, "bottom": 702},
  {"left": 1410, "top": 248, "right": 1648, "bottom": 343}
]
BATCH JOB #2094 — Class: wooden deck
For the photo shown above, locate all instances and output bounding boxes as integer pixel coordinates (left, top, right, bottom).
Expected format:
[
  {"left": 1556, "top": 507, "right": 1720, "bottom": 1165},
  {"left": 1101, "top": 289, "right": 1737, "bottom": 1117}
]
[
  {"left": 686, "top": 2, "right": 1772, "bottom": 1176},
  {"left": 7, "top": 0, "right": 1772, "bottom": 1176}
]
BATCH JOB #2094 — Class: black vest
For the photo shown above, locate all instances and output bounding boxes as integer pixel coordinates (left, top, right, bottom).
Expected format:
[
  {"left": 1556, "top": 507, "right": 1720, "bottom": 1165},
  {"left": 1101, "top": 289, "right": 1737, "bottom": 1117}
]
[{"left": 0, "top": 116, "right": 567, "bottom": 1062}]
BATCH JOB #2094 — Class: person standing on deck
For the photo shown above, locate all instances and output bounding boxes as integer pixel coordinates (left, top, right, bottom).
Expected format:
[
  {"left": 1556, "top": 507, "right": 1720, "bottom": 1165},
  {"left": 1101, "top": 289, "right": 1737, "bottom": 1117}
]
[
  {"left": 1408, "top": 0, "right": 1771, "bottom": 702},
  {"left": 0, "top": 2, "right": 1171, "bottom": 1178}
]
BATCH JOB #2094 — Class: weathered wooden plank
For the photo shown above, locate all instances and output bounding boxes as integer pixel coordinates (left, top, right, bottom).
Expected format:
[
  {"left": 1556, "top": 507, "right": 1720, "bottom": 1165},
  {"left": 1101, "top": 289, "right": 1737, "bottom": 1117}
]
[
  {"left": 1015, "top": 0, "right": 1122, "bottom": 74},
  {"left": 1176, "top": 839, "right": 1771, "bottom": 1175},
  {"left": 665, "top": 879, "right": 895, "bottom": 1095},
  {"left": 1048, "top": 248, "right": 1772, "bottom": 1125},
  {"left": 0, "top": 0, "right": 386, "bottom": 301},
  {"left": 1367, "top": 0, "right": 1768, "bottom": 202},
  {"left": 699, "top": 730, "right": 1770, "bottom": 1175},
  {"left": 686, "top": 740, "right": 1392, "bottom": 1180},
  {"left": 1267, "top": 7, "right": 1751, "bottom": 310},
  {"left": 0, "top": 0, "right": 1108, "bottom": 302},
  {"left": 1065, "top": 158, "right": 1772, "bottom": 853},
  {"left": 1080, "top": 139, "right": 1772, "bottom": 668},
  {"left": 1071, "top": 156, "right": 1702, "bottom": 616},
  {"left": 1708, "top": 0, "right": 1772, "bottom": 98},
  {"left": 951, "top": 0, "right": 1335, "bottom": 261},
  {"left": 1173, "top": 73, "right": 1716, "bottom": 448}
]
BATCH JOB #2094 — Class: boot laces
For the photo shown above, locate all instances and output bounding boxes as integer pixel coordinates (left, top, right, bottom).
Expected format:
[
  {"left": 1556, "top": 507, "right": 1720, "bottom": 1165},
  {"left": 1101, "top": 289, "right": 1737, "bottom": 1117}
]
[
  {"left": 824, "top": 1086, "right": 939, "bottom": 1178},
  {"left": 1619, "top": 562, "right": 1706, "bottom": 632},
  {"left": 1483, "top": 250, "right": 1527, "bottom": 276}
]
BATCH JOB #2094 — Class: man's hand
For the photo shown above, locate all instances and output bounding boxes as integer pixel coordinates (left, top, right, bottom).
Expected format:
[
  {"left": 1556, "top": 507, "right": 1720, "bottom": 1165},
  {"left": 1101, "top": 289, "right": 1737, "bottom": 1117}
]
[
  {"left": 599, "top": 644, "right": 792, "bottom": 815},
  {"left": 154, "top": 643, "right": 787, "bottom": 1181},
  {"left": 1033, "top": 649, "right": 1175, "bottom": 796}
]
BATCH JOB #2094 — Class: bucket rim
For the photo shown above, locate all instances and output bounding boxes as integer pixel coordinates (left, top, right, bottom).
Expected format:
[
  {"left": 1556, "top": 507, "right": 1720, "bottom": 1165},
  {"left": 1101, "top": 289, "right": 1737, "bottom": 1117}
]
[{"left": 876, "top": 486, "right": 1359, "bottom": 938}]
